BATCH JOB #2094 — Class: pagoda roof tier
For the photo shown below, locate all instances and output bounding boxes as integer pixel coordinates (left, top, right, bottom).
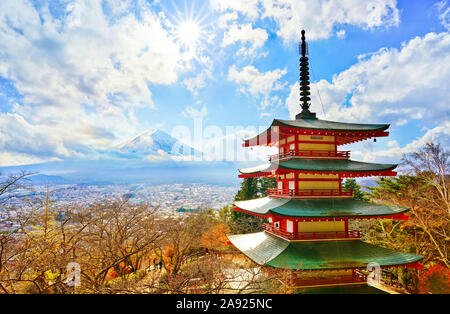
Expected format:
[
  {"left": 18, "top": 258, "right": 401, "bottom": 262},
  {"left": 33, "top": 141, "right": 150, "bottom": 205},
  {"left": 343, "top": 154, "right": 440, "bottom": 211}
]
[
  {"left": 238, "top": 159, "right": 397, "bottom": 178},
  {"left": 242, "top": 118, "right": 389, "bottom": 147},
  {"left": 234, "top": 197, "right": 410, "bottom": 219},
  {"left": 227, "top": 232, "right": 422, "bottom": 270}
]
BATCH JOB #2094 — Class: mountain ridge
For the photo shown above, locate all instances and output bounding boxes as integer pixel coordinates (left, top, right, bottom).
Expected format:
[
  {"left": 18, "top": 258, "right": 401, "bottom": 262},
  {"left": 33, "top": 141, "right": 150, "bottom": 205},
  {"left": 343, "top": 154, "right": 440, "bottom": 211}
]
[
  {"left": 116, "top": 128, "right": 198, "bottom": 160},
  {"left": 0, "top": 129, "right": 239, "bottom": 185}
]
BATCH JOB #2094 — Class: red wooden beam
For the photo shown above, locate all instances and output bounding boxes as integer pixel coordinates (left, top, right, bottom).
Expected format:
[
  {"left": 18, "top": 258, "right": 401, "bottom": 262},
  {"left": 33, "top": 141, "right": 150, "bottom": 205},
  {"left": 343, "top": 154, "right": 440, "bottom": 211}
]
[
  {"left": 233, "top": 207, "right": 272, "bottom": 219},
  {"left": 389, "top": 213, "right": 409, "bottom": 220},
  {"left": 405, "top": 262, "right": 423, "bottom": 270},
  {"left": 238, "top": 169, "right": 397, "bottom": 179},
  {"left": 297, "top": 140, "right": 335, "bottom": 144},
  {"left": 342, "top": 213, "right": 409, "bottom": 221},
  {"left": 238, "top": 171, "right": 273, "bottom": 178}
]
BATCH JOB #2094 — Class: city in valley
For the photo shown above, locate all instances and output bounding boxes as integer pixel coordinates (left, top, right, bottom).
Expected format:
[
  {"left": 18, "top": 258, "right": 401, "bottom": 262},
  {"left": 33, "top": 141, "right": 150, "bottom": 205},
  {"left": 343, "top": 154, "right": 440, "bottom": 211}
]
[{"left": 0, "top": 183, "right": 238, "bottom": 230}]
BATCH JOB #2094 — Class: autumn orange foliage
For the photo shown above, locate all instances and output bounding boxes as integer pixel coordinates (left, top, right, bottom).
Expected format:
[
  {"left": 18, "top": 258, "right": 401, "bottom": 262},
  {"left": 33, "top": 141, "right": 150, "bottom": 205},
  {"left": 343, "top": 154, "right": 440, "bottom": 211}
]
[
  {"left": 105, "top": 267, "right": 119, "bottom": 282},
  {"left": 418, "top": 264, "right": 450, "bottom": 294},
  {"left": 200, "top": 223, "right": 230, "bottom": 249}
]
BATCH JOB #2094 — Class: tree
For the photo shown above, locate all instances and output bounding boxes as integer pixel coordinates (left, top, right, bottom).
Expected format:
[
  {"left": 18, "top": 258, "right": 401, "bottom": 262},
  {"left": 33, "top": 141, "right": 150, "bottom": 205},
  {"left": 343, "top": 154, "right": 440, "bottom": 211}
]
[
  {"left": 234, "top": 178, "right": 259, "bottom": 201},
  {"left": 0, "top": 171, "right": 41, "bottom": 294},
  {"left": 234, "top": 177, "right": 276, "bottom": 201},
  {"left": 401, "top": 142, "right": 449, "bottom": 268},
  {"left": 403, "top": 142, "right": 449, "bottom": 216},
  {"left": 0, "top": 200, "right": 85, "bottom": 294},
  {"left": 363, "top": 143, "right": 450, "bottom": 292},
  {"left": 227, "top": 177, "right": 275, "bottom": 233},
  {"left": 418, "top": 264, "right": 450, "bottom": 294},
  {"left": 0, "top": 171, "right": 34, "bottom": 205},
  {"left": 0, "top": 172, "right": 288, "bottom": 294},
  {"left": 156, "top": 211, "right": 214, "bottom": 276},
  {"left": 257, "top": 177, "right": 276, "bottom": 197},
  {"left": 369, "top": 175, "right": 449, "bottom": 266},
  {"left": 72, "top": 199, "right": 162, "bottom": 293},
  {"left": 201, "top": 223, "right": 230, "bottom": 250},
  {"left": 0, "top": 194, "right": 163, "bottom": 294},
  {"left": 342, "top": 179, "right": 369, "bottom": 201}
]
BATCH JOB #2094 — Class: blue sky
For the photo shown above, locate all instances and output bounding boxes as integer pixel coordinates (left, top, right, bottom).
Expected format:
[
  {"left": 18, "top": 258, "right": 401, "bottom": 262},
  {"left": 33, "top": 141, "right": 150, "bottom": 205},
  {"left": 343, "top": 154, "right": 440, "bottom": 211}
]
[{"left": 0, "top": 0, "right": 449, "bottom": 166}]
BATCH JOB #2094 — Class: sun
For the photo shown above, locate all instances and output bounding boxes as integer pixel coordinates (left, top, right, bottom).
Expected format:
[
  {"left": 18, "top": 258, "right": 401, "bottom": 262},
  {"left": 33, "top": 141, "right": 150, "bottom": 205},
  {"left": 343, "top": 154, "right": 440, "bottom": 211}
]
[
  {"left": 177, "top": 20, "right": 201, "bottom": 47},
  {"left": 163, "top": 0, "right": 212, "bottom": 53}
]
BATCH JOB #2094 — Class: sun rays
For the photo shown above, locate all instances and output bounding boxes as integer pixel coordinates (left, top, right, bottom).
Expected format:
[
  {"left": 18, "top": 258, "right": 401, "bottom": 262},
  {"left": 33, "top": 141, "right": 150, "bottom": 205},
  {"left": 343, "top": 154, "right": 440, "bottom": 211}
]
[{"left": 166, "top": 0, "right": 212, "bottom": 51}]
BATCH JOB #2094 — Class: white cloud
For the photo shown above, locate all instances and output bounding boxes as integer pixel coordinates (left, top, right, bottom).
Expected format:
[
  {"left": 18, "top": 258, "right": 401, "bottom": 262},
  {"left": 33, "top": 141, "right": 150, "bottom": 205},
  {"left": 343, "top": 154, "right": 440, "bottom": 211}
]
[
  {"left": 227, "top": 65, "right": 286, "bottom": 98},
  {"left": 228, "top": 65, "right": 287, "bottom": 111},
  {"left": 0, "top": 151, "right": 61, "bottom": 167},
  {"left": 387, "top": 140, "right": 399, "bottom": 148},
  {"left": 200, "top": 127, "right": 276, "bottom": 162},
  {"left": 213, "top": 0, "right": 400, "bottom": 43},
  {"left": 435, "top": 0, "right": 450, "bottom": 30},
  {"left": 217, "top": 11, "right": 239, "bottom": 27},
  {"left": 210, "top": 0, "right": 260, "bottom": 20},
  {"left": 260, "top": 112, "right": 273, "bottom": 118},
  {"left": 265, "top": 0, "right": 400, "bottom": 43},
  {"left": 182, "top": 104, "right": 208, "bottom": 120},
  {"left": 286, "top": 32, "right": 450, "bottom": 126},
  {"left": 182, "top": 52, "right": 215, "bottom": 95},
  {"left": 354, "top": 121, "right": 450, "bottom": 164},
  {"left": 0, "top": 0, "right": 190, "bottom": 165},
  {"left": 286, "top": 83, "right": 301, "bottom": 119},
  {"left": 0, "top": 1, "right": 181, "bottom": 109},
  {"left": 227, "top": 65, "right": 287, "bottom": 110},
  {"left": 183, "top": 69, "right": 212, "bottom": 95},
  {"left": 336, "top": 30, "right": 346, "bottom": 39},
  {"left": 0, "top": 112, "right": 73, "bottom": 158},
  {"left": 222, "top": 23, "right": 268, "bottom": 57}
]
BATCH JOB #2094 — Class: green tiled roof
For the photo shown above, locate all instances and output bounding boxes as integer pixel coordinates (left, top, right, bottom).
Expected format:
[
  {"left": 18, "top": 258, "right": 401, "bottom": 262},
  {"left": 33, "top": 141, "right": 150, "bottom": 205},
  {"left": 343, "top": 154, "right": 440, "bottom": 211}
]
[
  {"left": 239, "top": 159, "right": 397, "bottom": 175},
  {"left": 234, "top": 197, "right": 409, "bottom": 218},
  {"left": 273, "top": 118, "right": 389, "bottom": 132},
  {"left": 227, "top": 232, "right": 422, "bottom": 270},
  {"left": 243, "top": 118, "right": 389, "bottom": 142},
  {"left": 228, "top": 232, "right": 289, "bottom": 265}
]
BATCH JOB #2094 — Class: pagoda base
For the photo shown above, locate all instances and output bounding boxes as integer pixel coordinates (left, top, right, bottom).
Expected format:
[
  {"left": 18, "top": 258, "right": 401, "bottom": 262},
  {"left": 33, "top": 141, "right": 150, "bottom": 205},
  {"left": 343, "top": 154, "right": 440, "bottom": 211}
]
[{"left": 294, "top": 269, "right": 367, "bottom": 288}]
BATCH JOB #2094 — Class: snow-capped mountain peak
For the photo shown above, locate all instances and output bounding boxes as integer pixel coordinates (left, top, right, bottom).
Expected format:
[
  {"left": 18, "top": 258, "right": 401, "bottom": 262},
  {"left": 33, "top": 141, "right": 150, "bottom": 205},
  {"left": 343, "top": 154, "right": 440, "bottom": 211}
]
[{"left": 117, "top": 129, "right": 195, "bottom": 158}]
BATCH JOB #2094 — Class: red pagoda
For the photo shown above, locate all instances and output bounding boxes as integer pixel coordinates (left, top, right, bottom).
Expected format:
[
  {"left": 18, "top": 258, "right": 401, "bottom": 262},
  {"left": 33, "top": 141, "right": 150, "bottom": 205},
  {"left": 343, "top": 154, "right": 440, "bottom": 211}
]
[{"left": 227, "top": 30, "right": 423, "bottom": 292}]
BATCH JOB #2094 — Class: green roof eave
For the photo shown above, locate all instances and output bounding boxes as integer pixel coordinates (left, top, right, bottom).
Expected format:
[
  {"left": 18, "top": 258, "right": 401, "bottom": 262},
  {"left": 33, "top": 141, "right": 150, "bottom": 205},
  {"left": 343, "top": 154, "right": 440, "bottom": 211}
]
[
  {"left": 273, "top": 118, "right": 389, "bottom": 132},
  {"left": 234, "top": 197, "right": 410, "bottom": 218},
  {"left": 227, "top": 232, "right": 422, "bottom": 270},
  {"left": 238, "top": 159, "right": 397, "bottom": 174},
  {"left": 242, "top": 118, "right": 389, "bottom": 142}
]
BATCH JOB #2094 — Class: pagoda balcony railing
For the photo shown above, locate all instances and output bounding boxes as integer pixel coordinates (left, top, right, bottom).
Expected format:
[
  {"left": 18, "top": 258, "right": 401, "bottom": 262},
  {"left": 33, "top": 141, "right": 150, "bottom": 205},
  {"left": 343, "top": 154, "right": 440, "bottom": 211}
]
[
  {"left": 267, "top": 188, "right": 353, "bottom": 198},
  {"left": 295, "top": 272, "right": 367, "bottom": 287},
  {"left": 263, "top": 223, "right": 361, "bottom": 241},
  {"left": 269, "top": 150, "right": 350, "bottom": 162}
]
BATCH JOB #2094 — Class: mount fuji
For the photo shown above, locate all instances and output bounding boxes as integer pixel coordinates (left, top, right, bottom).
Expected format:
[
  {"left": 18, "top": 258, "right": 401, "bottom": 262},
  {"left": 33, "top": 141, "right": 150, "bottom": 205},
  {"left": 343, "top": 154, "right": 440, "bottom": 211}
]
[
  {"left": 115, "top": 129, "right": 199, "bottom": 161},
  {"left": 1, "top": 129, "right": 239, "bottom": 185}
]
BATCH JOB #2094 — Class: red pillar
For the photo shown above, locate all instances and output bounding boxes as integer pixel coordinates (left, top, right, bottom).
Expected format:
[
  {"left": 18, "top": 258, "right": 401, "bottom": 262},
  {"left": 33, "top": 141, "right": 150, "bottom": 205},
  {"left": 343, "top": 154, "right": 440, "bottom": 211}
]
[{"left": 292, "top": 219, "right": 298, "bottom": 237}]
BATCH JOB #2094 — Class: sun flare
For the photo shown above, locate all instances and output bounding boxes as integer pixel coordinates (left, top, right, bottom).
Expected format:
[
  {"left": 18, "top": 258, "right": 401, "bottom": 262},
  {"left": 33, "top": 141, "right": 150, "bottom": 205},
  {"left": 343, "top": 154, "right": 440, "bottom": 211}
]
[{"left": 176, "top": 20, "right": 201, "bottom": 47}]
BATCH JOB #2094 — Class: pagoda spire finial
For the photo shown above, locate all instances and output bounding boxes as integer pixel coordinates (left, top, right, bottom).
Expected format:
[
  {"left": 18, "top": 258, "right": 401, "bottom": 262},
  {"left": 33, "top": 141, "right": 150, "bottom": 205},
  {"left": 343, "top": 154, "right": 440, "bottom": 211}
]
[{"left": 296, "top": 29, "right": 317, "bottom": 119}]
